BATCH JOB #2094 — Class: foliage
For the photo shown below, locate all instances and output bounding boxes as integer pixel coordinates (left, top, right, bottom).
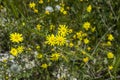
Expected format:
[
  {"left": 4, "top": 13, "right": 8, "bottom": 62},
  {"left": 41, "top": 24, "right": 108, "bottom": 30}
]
[{"left": 0, "top": 0, "right": 120, "bottom": 80}]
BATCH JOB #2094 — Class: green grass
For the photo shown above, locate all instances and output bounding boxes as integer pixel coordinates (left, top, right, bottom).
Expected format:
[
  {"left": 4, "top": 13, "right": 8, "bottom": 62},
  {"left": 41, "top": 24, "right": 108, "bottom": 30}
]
[{"left": 0, "top": 0, "right": 120, "bottom": 80}]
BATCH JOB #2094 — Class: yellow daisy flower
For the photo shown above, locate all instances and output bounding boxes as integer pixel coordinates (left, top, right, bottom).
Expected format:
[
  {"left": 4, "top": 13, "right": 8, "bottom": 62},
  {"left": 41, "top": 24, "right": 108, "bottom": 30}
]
[
  {"left": 10, "top": 48, "right": 18, "bottom": 57},
  {"left": 39, "top": 0, "right": 43, "bottom": 4},
  {"left": 10, "top": 32, "right": 23, "bottom": 43},
  {"left": 50, "top": 53, "right": 60, "bottom": 61},
  {"left": 56, "top": 35, "right": 66, "bottom": 46},
  {"left": 83, "top": 22, "right": 91, "bottom": 31},
  {"left": 36, "top": 24, "right": 41, "bottom": 30},
  {"left": 36, "top": 53, "right": 43, "bottom": 59},
  {"left": 83, "top": 38, "right": 89, "bottom": 44},
  {"left": 34, "top": 9, "right": 38, "bottom": 13},
  {"left": 83, "top": 57, "right": 89, "bottom": 63},
  {"left": 46, "top": 34, "right": 56, "bottom": 46},
  {"left": 107, "top": 52, "right": 114, "bottom": 59},
  {"left": 69, "top": 42, "right": 74, "bottom": 47},
  {"left": 29, "top": 2, "right": 36, "bottom": 9},
  {"left": 107, "top": 34, "right": 114, "bottom": 41},
  {"left": 87, "top": 5, "right": 92, "bottom": 13},
  {"left": 41, "top": 63, "right": 48, "bottom": 69},
  {"left": 17, "top": 46, "right": 24, "bottom": 54},
  {"left": 58, "top": 25, "right": 68, "bottom": 37},
  {"left": 108, "top": 65, "right": 113, "bottom": 70}
]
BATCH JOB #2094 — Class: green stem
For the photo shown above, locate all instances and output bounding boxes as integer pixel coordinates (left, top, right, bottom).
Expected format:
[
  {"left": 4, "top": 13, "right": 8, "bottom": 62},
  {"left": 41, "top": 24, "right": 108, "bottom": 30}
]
[{"left": 91, "top": 25, "right": 115, "bottom": 56}]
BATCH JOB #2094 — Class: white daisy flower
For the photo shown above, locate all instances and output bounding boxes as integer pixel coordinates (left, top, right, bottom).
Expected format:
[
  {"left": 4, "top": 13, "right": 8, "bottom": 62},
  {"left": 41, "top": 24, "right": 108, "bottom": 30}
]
[
  {"left": 55, "top": 5, "right": 61, "bottom": 11},
  {"left": 45, "top": 6, "right": 54, "bottom": 12}
]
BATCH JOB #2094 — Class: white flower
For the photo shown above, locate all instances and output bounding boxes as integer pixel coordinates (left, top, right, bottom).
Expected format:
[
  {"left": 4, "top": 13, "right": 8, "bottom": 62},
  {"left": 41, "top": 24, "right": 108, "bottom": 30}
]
[
  {"left": 9, "top": 55, "right": 15, "bottom": 62},
  {"left": 71, "top": 78, "right": 77, "bottom": 80},
  {"left": 10, "top": 64, "right": 21, "bottom": 73},
  {"left": 25, "top": 61, "right": 35, "bottom": 69},
  {"left": 25, "top": 63, "right": 31, "bottom": 69},
  {"left": 34, "top": 51, "right": 38, "bottom": 56},
  {"left": 55, "top": 5, "right": 61, "bottom": 11},
  {"left": 45, "top": 6, "right": 54, "bottom": 12},
  {"left": 55, "top": 0, "right": 58, "bottom": 2}
]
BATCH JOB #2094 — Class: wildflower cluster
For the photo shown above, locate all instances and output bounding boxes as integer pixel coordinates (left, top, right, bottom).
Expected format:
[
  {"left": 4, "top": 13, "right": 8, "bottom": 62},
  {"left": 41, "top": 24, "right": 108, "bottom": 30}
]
[
  {"left": 46, "top": 25, "right": 72, "bottom": 46},
  {"left": 9, "top": 32, "right": 24, "bottom": 57},
  {"left": 10, "top": 46, "right": 24, "bottom": 57},
  {"left": 107, "top": 34, "right": 114, "bottom": 70},
  {"left": 60, "top": 3, "right": 68, "bottom": 15},
  {"left": 0, "top": 0, "right": 118, "bottom": 80},
  {"left": 29, "top": 2, "right": 38, "bottom": 13}
]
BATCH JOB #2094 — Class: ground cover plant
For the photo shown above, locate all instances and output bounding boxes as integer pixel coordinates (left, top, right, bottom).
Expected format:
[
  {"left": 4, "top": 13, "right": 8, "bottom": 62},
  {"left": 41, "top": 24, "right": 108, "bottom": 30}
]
[{"left": 0, "top": 0, "right": 120, "bottom": 80}]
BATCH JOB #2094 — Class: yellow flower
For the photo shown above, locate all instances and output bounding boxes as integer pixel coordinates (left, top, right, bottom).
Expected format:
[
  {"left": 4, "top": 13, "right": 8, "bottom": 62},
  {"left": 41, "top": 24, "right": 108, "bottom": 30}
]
[
  {"left": 108, "top": 65, "right": 113, "bottom": 70},
  {"left": 108, "top": 34, "right": 114, "bottom": 41},
  {"left": 68, "top": 29, "right": 73, "bottom": 33},
  {"left": 91, "top": 27, "right": 96, "bottom": 32},
  {"left": 51, "top": 48, "right": 55, "bottom": 51},
  {"left": 36, "top": 24, "right": 41, "bottom": 30},
  {"left": 83, "top": 22, "right": 91, "bottom": 31},
  {"left": 28, "top": 48, "right": 32, "bottom": 51},
  {"left": 87, "top": 47, "right": 91, "bottom": 51},
  {"left": 50, "top": 53, "right": 60, "bottom": 61},
  {"left": 36, "top": 53, "right": 43, "bottom": 59},
  {"left": 36, "top": 45, "right": 40, "bottom": 49},
  {"left": 50, "top": 24, "right": 55, "bottom": 30},
  {"left": 107, "top": 52, "right": 114, "bottom": 59},
  {"left": 45, "top": 10, "right": 50, "bottom": 15},
  {"left": 10, "top": 48, "right": 18, "bottom": 57},
  {"left": 10, "top": 33, "right": 23, "bottom": 43},
  {"left": 41, "top": 63, "right": 48, "bottom": 69},
  {"left": 87, "top": 5, "right": 92, "bottom": 13},
  {"left": 59, "top": 5, "right": 67, "bottom": 14},
  {"left": 29, "top": 2, "right": 36, "bottom": 9},
  {"left": 22, "top": 22, "right": 25, "bottom": 26},
  {"left": 81, "top": 51, "right": 86, "bottom": 55},
  {"left": 76, "top": 31, "right": 83, "bottom": 39},
  {"left": 58, "top": 25, "right": 68, "bottom": 36},
  {"left": 63, "top": 10, "right": 67, "bottom": 15},
  {"left": 83, "top": 57, "right": 89, "bottom": 63},
  {"left": 60, "top": 2, "right": 65, "bottom": 7},
  {"left": 56, "top": 35, "right": 66, "bottom": 46},
  {"left": 2, "top": 58, "right": 7, "bottom": 63},
  {"left": 60, "top": 3, "right": 65, "bottom": 7},
  {"left": 0, "top": 5, "right": 3, "bottom": 10},
  {"left": 17, "top": 46, "right": 24, "bottom": 54},
  {"left": 34, "top": 9, "right": 38, "bottom": 13},
  {"left": 73, "top": 35, "right": 76, "bottom": 39},
  {"left": 60, "top": 7, "right": 64, "bottom": 12},
  {"left": 107, "top": 41, "right": 112, "bottom": 46},
  {"left": 39, "top": 0, "right": 43, "bottom": 4},
  {"left": 83, "top": 38, "right": 89, "bottom": 44},
  {"left": 82, "top": 33, "right": 88, "bottom": 37},
  {"left": 46, "top": 34, "right": 56, "bottom": 46},
  {"left": 5, "top": 76, "right": 9, "bottom": 80},
  {"left": 66, "top": 6, "right": 70, "bottom": 10},
  {"left": 69, "top": 42, "right": 74, "bottom": 47},
  {"left": 80, "top": 0, "right": 83, "bottom": 2},
  {"left": 47, "top": 0, "right": 50, "bottom": 2}
]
